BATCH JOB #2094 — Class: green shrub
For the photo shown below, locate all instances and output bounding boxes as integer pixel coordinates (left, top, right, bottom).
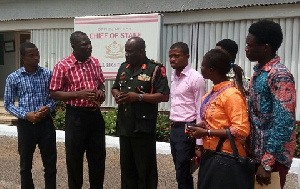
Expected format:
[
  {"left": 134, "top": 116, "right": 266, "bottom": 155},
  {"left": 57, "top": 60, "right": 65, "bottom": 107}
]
[
  {"left": 51, "top": 102, "right": 171, "bottom": 142},
  {"left": 155, "top": 112, "right": 171, "bottom": 142},
  {"left": 101, "top": 109, "right": 171, "bottom": 141},
  {"left": 52, "top": 102, "right": 300, "bottom": 157},
  {"left": 102, "top": 108, "right": 118, "bottom": 136},
  {"left": 51, "top": 101, "right": 66, "bottom": 130}
]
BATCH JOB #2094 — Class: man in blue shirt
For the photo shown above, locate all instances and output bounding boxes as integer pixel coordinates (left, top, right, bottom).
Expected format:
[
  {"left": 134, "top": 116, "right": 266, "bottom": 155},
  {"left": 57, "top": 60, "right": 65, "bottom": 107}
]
[{"left": 4, "top": 42, "right": 57, "bottom": 189}]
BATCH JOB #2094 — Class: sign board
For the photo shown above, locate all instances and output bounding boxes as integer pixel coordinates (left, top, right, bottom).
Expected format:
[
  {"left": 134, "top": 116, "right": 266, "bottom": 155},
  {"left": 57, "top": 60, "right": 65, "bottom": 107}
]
[{"left": 74, "top": 13, "right": 163, "bottom": 79}]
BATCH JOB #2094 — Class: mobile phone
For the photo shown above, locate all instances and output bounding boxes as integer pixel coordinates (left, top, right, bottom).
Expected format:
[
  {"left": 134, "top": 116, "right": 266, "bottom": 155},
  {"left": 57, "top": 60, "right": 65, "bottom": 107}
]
[{"left": 185, "top": 122, "right": 196, "bottom": 132}]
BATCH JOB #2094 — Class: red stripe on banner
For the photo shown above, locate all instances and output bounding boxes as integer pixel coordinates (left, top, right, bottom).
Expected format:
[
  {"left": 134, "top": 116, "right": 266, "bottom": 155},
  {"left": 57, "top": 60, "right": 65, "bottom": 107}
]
[
  {"left": 105, "top": 76, "right": 117, "bottom": 79},
  {"left": 103, "top": 72, "right": 117, "bottom": 79},
  {"left": 75, "top": 15, "right": 159, "bottom": 22},
  {"left": 75, "top": 19, "right": 159, "bottom": 25},
  {"left": 104, "top": 76, "right": 117, "bottom": 79}
]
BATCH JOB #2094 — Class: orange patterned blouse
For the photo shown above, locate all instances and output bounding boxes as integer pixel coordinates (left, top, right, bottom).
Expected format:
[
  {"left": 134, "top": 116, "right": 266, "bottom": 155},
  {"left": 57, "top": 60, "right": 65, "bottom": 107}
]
[{"left": 200, "top": 81, "right": 250, "bottom": 157}]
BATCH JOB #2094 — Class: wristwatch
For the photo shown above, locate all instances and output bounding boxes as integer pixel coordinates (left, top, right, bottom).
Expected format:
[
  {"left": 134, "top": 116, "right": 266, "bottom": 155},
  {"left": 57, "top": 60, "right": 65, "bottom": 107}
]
[
  {"left": 138, "top": 94, "right": 143, "bottom": 101},
  {"left": 262, "top": 163, "right": 272, "bottom": 172}
]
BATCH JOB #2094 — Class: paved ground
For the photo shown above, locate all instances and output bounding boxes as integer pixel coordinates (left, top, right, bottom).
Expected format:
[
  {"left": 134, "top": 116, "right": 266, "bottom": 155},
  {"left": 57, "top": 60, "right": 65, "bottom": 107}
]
[
  {"left": 0, "top": 136, "right": 298, "bottom": 189},
  {"left": 0, "top": 136, "right": 178, "bottom": 189}
]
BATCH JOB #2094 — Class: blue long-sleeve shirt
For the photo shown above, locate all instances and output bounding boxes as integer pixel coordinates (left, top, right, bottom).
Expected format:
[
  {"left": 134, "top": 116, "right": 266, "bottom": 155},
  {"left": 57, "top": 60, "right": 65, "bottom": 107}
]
[{"left": 4, "top": 66, "right": 56, "bottom": 119}]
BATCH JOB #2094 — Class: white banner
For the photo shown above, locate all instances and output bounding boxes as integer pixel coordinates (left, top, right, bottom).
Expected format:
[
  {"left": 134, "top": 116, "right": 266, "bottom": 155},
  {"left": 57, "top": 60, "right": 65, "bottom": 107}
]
[{"left": 74, "top": 13, "right": 163, "bottom": 79}]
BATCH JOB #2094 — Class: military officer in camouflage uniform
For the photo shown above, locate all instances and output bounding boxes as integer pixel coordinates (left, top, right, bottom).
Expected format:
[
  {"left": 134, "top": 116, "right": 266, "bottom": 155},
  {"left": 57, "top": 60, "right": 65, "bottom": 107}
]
[{"left": 112, "top": 37, "right": 170, "bottom": 189}]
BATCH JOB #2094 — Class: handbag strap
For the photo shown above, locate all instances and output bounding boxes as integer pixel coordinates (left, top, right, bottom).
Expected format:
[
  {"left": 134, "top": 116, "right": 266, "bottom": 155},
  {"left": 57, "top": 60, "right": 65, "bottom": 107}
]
[
  {"left": 216, "top": 138, "right": 225, "bottom": 151},
  {"left": 215, "top": 128, "right": 240, "bottom": 157}
]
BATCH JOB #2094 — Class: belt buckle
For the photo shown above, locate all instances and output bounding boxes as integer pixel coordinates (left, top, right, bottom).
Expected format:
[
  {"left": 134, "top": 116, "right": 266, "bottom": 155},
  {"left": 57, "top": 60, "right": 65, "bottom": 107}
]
[
  {"left": 171, "top": 122, "right": 175, "bottom": 127},
  {"left": 91, "top": 107, "right": 98, "bottom": 111}
]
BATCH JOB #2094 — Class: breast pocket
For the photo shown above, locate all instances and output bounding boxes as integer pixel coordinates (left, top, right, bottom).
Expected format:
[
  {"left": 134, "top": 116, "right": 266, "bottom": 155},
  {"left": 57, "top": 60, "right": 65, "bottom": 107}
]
[
  {"left": 134, "top": 102, "right": 157, "bottom": 134},
  {"left": 136, "top": 80, "right": 151, "bottom": 93},
  {"left": 19, "top": 80, "right": 33, "bottom": 94}
]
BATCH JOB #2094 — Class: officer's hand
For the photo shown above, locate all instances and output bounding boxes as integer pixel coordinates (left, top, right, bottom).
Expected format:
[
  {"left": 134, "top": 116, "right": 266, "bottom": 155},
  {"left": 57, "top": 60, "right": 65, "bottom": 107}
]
[
  {"left": 76, "top": 89, "right": 96, "bottom": 100},
  {"left": 126, "top": 92, "right": 140, "bottom": 103},
  {"left": 118, "top": 92, "right": 139, "bottom": 104},
  {"left": 25, "top": 112, "right": 42, "bottom": 124},
  {"left": 114, "top": 91, "right": 126, "bottom": 104},
  {"left": 94, "top": 90, "right": 105, "bottom": 105}
]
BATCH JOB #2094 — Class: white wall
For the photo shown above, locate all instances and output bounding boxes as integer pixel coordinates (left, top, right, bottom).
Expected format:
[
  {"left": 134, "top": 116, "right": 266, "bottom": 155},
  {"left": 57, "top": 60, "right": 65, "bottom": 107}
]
[{"left": 31, "top": 28, "right": 73, "bottom": 70}]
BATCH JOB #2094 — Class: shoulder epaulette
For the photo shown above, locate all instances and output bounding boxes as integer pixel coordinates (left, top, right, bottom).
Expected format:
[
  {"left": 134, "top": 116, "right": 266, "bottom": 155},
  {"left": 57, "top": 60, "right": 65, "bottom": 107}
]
[
  {"left": 150, "top": 59, "right": 163, "bottom": 65},
  {"left": 120, "top": 62, "right": 128, "bottom": 68}
]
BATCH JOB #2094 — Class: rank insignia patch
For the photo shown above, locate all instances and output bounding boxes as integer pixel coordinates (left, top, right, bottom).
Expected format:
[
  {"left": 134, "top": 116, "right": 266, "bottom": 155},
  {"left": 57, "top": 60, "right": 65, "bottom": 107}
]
[{"left": 137, "top": 74, "right": 151, "bottom": 81}]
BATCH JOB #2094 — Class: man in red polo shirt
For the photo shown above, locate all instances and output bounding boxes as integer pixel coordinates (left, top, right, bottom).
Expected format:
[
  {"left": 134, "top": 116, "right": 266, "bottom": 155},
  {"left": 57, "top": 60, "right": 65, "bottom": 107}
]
[{"left": 50, "top": 31, "right": 106, "bottom": 189}]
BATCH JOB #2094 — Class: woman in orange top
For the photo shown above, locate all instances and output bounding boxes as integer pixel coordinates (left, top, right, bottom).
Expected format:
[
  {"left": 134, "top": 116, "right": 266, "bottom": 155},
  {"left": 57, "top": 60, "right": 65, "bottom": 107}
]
[{"left": 189, "top": 49, "right": 250, "bottom": 157}]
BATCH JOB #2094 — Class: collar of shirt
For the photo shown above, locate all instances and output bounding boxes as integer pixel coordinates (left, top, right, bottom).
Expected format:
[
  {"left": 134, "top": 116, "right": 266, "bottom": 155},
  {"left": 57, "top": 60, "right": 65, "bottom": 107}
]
[
  {"left": 253, "top": 55, "right": 280, "bottom": 73},
  {"left": 172, "top": 64, "right": 191, "bottom": 79},
  {"left": 125, "top": 57, "right": 149, "bottom": 69},
  {"left": 20, "top": 66, "right": 43, "bottom": 75},
  {"left": 212, "top": 81, "right": 234, "bottom": 92},
  {"left": 69, "top": 53, "right": 91, "bottom": 64}
]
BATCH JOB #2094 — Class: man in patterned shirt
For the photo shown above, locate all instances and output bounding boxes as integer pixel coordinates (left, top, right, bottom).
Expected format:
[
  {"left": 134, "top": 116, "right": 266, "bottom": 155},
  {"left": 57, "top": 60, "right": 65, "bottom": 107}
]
[
  {"left": 246, "top": 20, "right": 296, "bottom": 189},
  {"left": 49, "top": 31, "right": 106, "bottom": 189},
  {"left": 4, "top": 42, "right": 57, "bottom": 189}
]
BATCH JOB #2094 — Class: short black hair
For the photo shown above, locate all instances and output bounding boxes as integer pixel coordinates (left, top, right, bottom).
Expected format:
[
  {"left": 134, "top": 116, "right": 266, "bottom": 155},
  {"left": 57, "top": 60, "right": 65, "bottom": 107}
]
[
  {"left": 20, "top": 42, "right": 36, "bottom": 56},
  {"left": 170, "top": 42, "right": 189, "bottom": 55},
  {"left": 70, "top": 31, "right": 87, "bottom": 45},
  {"left": 216, "top": 39, "right": 238, "bottom": 61},
  {"left": 205, "top": 49, "right": 246, "bottom": 97},
  {"left": 248, "top": 20, "right": 283, "bottom": 53}
]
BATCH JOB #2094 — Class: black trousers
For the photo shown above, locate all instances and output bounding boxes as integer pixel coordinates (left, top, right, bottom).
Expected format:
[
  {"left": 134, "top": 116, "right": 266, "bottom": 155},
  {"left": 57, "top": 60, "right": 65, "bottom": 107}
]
[
  {"left": 120, "top": 135, "right": 158, "bottom": 189},
  {"left": 17, "top": 115, "right": 57, "bottom": 189},
  {"left": 65, "top": 106, "right": 106, "bottom": 189},
  {"left": 170, "top": 123, "right": 196, "bottom": 189}
]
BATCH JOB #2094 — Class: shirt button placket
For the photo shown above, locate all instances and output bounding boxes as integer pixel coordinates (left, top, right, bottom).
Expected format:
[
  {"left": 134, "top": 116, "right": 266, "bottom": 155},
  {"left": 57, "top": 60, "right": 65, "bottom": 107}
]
[{"left": 31, "top": 75, "right": 37, "bottom": 112}]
